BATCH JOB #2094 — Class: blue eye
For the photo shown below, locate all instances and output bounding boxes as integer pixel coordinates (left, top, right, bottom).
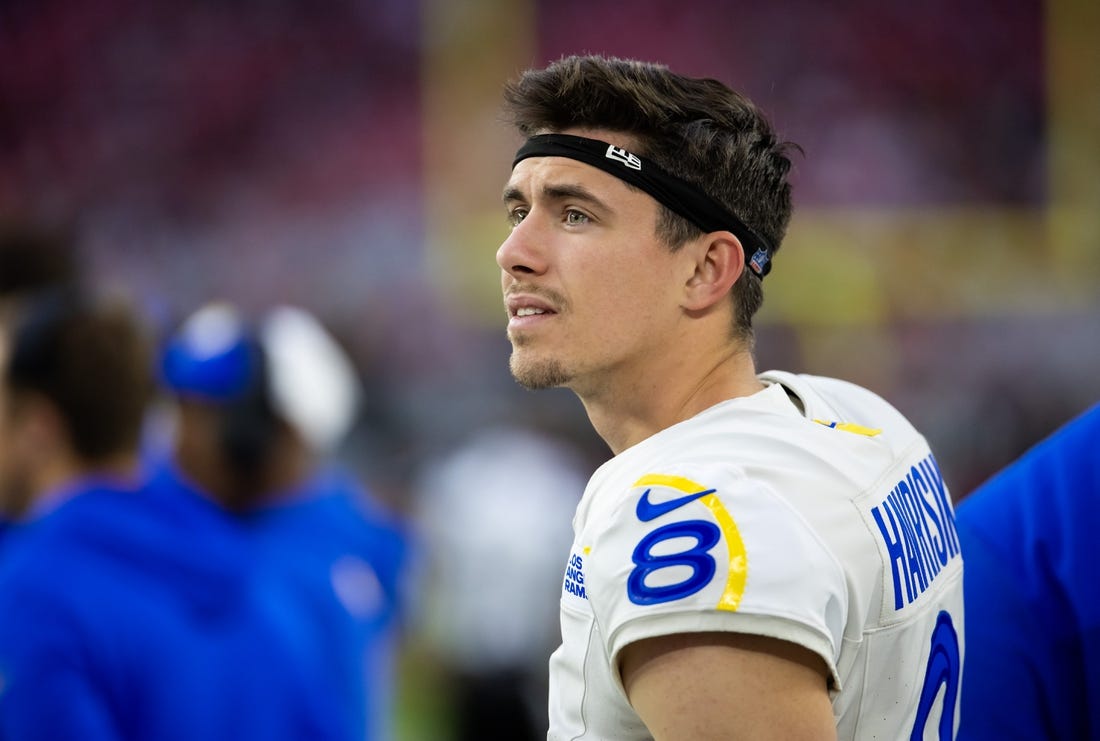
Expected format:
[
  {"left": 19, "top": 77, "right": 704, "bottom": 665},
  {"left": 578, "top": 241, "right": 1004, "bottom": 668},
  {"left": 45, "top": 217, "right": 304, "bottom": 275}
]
[{"left": 564, "top": 209, "right": 589, "bottom": 225}]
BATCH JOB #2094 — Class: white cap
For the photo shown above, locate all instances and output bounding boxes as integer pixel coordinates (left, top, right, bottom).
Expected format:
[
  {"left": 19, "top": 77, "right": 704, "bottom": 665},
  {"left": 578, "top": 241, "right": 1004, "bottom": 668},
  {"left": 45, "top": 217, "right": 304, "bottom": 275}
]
[{"left": 259, "top": 305, "right": 361, "bottom": 454}]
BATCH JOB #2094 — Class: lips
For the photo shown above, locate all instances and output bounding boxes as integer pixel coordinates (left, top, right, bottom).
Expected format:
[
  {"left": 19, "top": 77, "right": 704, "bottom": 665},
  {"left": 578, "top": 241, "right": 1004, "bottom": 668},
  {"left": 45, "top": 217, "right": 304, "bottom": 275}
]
[{"left": 505, "top": 293, "right": 558, "bottom": 319}]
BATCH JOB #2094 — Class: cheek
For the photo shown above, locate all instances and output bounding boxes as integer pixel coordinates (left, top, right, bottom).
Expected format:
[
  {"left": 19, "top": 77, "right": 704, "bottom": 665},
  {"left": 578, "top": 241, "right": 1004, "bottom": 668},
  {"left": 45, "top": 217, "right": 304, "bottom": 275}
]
[
  {"left": 0, "top": 423, "right": 14, "bottom": 481},
  {"left": 605, "top": 257, "right": 678, "bottom": 318},
  {"left": 576, "top": 275, "right": 664, "bottom": 348},
  {"left": 0, "top": 413, "right": 35, "bottom": 477},
  {"left": 0, "top": 413, "right": 11, "bottom": 454}
]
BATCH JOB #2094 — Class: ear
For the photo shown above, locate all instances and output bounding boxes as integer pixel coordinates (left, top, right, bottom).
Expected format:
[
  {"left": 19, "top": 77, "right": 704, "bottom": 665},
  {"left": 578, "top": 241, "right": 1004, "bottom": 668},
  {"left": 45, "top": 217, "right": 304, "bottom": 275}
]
[{"left": 682, "top": 231, "right": 745, "bottom": 312}]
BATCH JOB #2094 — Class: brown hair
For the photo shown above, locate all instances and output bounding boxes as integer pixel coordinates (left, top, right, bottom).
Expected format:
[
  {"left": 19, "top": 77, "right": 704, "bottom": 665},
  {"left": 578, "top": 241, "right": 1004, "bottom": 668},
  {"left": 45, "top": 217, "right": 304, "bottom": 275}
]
[
  {"left": 5, "top": 293, "right": 153, "bottom": 463},
  {"left": 502, "top": 55, "right": 798, "bottom": 341}
]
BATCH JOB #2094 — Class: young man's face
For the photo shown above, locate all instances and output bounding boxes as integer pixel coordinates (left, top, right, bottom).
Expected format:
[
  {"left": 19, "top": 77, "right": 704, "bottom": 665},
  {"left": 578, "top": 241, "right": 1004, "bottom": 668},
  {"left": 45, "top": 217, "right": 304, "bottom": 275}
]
[{"left": 497, "top": 129, "right": 692, "bottom": 396}]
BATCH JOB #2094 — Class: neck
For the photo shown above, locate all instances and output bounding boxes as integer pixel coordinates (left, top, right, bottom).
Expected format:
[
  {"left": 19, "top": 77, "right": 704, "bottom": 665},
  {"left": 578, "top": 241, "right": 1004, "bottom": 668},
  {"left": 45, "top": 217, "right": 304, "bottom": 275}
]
[
  {"left": 25, "top": 451, "right": 140, "bottom": 515},
  {"left": 577, "top": 342, "right": 764, "bottom": 455},
  {"left": 174, "top": 432, "right": 312, "bottom": 512}
]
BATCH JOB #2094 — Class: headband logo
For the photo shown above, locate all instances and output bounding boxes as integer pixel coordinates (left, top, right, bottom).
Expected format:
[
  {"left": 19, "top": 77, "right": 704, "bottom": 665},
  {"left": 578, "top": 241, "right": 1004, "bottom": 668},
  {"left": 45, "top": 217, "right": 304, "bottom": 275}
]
[
  {"left": 605, "top": 145, "right": 642, "bottom": 171},
  {"left": 749, "top": 249, "right": 770, "bottom": 276}
]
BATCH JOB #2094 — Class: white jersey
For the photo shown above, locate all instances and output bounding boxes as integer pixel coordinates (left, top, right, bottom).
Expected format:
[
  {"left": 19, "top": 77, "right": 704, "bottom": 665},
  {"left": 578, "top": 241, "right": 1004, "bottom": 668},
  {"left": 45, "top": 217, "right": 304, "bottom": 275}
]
[{"left": 548, "top": 371, "right": 964, "bottom": 741}]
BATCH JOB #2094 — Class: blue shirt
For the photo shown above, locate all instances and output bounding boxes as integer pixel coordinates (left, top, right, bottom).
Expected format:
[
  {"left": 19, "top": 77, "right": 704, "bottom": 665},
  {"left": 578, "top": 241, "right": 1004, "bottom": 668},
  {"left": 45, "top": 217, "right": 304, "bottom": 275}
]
[
  {"left": 0, "top": 478, "right": 345, "bottom": 741},
  {"left": 956, "top": 403, "right": 1100, "bottom": 740},
  {"left": 148, "top": 460, "right": 411, "bottom": 741}
]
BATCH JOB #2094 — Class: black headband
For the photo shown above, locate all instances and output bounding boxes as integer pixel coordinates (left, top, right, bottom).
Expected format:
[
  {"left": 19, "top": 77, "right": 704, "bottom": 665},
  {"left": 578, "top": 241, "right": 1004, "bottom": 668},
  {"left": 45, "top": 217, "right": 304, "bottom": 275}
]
[{"left": 513, "top": 133, "right": 773, "bottom": 278}]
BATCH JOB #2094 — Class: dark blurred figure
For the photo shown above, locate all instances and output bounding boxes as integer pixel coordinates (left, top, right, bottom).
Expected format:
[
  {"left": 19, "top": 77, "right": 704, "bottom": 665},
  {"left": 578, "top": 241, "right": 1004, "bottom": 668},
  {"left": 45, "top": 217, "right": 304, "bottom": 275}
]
[
  {"left": 0, "top": 221, "right": 81, "bottom": 539},
  {"left": 150, "top": 302, "right": 411, "bottom": 741},
  {"left": 0, "top": 292, "right": 344, "bottom": 740},
  {"left": 956, "top": 402, "right": 1100, "bottom": 740}
]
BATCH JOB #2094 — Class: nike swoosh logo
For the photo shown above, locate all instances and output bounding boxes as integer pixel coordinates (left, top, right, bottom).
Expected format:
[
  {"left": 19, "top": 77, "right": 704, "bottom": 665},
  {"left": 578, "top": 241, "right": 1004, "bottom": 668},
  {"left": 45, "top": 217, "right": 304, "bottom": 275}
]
[{"left": 636, "top": 487, "right": 716, "bottom": 522}]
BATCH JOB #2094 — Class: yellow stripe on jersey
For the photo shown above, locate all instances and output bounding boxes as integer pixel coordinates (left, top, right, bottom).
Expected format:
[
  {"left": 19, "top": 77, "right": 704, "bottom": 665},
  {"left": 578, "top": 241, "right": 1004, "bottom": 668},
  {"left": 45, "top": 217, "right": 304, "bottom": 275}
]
[
  {"left": 633, "top": 473, "right": 705, "bottom": 493},
  {"left": 700, "top": 493, "right": 748, "bottom": 611},
  {"left": 632, "top": 474, "right": 748, "bottom": 612},
  {"left": 813, "top": 419, "right": 882, "bottom": 437}
]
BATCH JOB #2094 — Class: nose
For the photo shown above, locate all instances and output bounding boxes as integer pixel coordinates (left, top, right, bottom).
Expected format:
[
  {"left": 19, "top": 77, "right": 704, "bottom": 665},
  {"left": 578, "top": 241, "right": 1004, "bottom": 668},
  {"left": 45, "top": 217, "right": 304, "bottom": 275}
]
[{"left": 496, "top": 217, "right": 547, "bottom": 280}]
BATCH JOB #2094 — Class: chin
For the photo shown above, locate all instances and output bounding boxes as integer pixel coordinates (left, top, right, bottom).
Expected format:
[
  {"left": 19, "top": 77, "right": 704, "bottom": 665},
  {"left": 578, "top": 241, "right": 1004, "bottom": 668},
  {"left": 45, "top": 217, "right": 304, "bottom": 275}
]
[{"left": 509, "top": 351, "right": 570, "bottom": 390}]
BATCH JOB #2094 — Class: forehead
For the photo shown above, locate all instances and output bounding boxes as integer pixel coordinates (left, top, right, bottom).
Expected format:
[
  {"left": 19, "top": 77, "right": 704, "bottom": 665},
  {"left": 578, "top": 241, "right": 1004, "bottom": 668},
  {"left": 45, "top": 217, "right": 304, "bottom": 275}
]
[
  {"left": 505, "top": 157, "right": 656, "bottom": 219},
  {"left": 507, "top": 156, "right": 616, "bottom": 190}
]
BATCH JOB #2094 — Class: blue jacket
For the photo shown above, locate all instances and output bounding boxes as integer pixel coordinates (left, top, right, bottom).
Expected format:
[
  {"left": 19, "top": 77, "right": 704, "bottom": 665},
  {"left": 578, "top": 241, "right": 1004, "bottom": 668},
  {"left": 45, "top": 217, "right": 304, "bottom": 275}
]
[
  {"left": 956, "top": 403, "right": 1100, "bottom": 740},
  {"left": 0, "top": 478, "right": 345, "bottom": 740},
  {"left": 148, "top": 460, "right": 411, "bottom": 741}
]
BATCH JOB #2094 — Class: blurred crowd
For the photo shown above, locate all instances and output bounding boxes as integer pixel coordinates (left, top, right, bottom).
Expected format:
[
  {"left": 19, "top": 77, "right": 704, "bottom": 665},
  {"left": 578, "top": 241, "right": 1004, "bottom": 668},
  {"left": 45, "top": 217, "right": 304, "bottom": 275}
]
[{"left": 1, "top": 0, "right": 1097, "bottom": 738}]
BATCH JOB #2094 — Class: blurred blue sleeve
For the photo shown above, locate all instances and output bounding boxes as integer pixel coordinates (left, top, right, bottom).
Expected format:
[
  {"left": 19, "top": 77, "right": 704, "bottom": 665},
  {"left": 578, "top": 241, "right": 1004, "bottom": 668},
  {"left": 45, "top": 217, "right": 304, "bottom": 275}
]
[
  {"left": 956, "top": 521, "right": 1059, "bottom": 739},
  {"left": 0, "top": 601, "right": 119, "bottom": 741},
  {"left": 956, "top": 403, "right": 1100, "bottom": 740}
]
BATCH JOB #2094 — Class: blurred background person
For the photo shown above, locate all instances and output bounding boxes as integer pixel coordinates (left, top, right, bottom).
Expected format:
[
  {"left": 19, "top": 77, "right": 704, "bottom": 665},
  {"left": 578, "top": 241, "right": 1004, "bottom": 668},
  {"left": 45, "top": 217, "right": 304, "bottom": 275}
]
[
  {"left": 956, "top": 401, "right": 1100, "bottom": 740},
  {"left": 151, "top": 301, "right": 412, "bottom": 741},
  {"left": 0, "top": 221, "right": 82, "bottom": 539},
  {"left": 410, "top": 424, "right": 589, "bottom": 741},
  {"left": 0, "top": 291, "right": 343, "bottom": 740}
]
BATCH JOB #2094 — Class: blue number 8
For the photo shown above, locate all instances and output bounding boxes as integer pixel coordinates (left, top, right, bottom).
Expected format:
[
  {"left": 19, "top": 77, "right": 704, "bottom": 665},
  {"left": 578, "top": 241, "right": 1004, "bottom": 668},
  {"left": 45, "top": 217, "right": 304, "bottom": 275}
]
[
  {"left": 910, "top": 611, "right": 960, "bottom": 741},
  {"left": 627, "top": 521, "right": 720, "bottom": 605}
]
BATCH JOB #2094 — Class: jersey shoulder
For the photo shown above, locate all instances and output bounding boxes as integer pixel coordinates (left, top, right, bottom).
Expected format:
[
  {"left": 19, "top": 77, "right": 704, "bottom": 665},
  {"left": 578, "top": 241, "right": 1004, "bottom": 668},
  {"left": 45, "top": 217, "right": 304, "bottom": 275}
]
[{"left": 579, "top": 452, "right": 850, "bottom": 689}]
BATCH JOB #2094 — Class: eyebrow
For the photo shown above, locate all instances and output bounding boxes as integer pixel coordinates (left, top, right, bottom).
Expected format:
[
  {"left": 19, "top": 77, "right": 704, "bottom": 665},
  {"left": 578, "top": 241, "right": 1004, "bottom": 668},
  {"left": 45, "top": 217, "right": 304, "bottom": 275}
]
[{"left": 502, "top": 182, "right": 614, "bottom": 214}]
